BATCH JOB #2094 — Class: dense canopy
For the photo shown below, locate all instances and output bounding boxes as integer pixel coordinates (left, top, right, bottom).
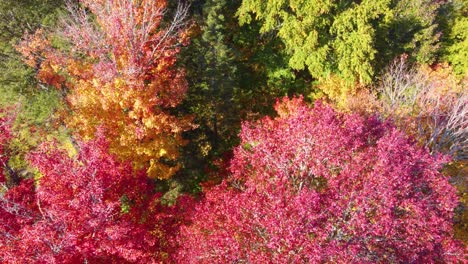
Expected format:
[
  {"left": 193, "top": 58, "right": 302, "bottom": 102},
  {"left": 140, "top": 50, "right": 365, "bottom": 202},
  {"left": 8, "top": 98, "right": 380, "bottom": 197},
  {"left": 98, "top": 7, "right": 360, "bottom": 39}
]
[
  {"left": 0, "top": 0, "right": 466, "bottom": 262},
  {"left": 175, "top": 97, "right": 464, "bottom": 263}
]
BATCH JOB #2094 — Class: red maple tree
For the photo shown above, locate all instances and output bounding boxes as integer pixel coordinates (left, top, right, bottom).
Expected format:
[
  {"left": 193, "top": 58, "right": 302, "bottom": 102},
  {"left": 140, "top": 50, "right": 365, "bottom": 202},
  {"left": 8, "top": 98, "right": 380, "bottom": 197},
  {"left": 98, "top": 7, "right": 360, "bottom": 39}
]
[
  {"left": 0, "top": 130, "right": 179, "bottom": 263},
  {"left": 175, "top": 97, "right": 464, "bottom": 263}
]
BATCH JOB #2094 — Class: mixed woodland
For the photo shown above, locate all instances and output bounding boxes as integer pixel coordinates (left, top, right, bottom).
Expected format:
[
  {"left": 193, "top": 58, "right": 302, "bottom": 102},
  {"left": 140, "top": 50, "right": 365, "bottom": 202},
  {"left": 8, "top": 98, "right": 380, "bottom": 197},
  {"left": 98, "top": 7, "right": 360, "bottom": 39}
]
[{"left": 0, "top": 0, "right": 467, "bottom": 262}]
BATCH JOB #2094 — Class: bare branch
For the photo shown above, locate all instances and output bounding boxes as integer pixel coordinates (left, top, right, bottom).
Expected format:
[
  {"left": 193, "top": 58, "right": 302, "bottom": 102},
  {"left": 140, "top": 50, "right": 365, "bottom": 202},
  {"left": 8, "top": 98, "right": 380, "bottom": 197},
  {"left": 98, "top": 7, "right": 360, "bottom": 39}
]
[
  {"left": 379, "top": 57, "right": 467, "bottom": 160},
  {"left": 61, "top": 0, "right": 190, "bottom": 78}
]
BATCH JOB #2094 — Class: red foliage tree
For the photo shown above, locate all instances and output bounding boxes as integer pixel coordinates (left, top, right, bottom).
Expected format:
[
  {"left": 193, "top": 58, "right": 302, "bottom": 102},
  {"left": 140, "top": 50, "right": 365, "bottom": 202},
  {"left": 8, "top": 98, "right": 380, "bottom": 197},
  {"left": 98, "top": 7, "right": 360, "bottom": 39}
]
[
  {"left": 175, "top": 97, "right": 464, "bottom": 263},
  {"left": 0, "top": 132, "right": 179, "bottom": 263},
  {"left": 0, "top": 109, "right": 12, "bottom": 183}
]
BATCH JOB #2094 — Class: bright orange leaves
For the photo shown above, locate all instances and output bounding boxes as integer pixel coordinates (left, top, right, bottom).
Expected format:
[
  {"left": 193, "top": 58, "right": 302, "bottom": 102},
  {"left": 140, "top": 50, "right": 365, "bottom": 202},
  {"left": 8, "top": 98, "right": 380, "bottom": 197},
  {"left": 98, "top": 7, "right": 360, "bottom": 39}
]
[{"left": 17, "top": 0, "right": 192, "bottom": 179}]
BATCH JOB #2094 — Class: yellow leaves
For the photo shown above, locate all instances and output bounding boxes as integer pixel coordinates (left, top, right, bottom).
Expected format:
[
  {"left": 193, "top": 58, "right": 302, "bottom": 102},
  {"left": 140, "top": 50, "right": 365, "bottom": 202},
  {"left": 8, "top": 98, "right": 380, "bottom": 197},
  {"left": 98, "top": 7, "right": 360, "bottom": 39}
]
[
  {"left": 62, "top": 139, "right": 78, "bottom": 157},
  {"left": 200, "top": 142, "right": 212, "bottom": 157},
  {"left": 146, "top": 156, "right": 180, "bottom": 180},
  {"left": 309, "top": 74, "right": 384, "bottom": 115},
  {"left": 92, "top": 78, "right": 100, "bottom": 87},
  {"left": 50, "top": 63, "right": 60, "bottom": 73},
  {"left": 19, "top": 0, "right": 192, "bottom": 180},
  {"left": 310, "top": 75, "right": 360, "bottom": 109},
  {"left": 143, "top": 117, "right": 156, "bottom": 128},
  {"left": 114, "top": 78, "right": 125, "bottom": 89},
  {"left": 133, "top": 98, "right": 143, "bottom": 111},
  {"left": 159, "top": 148, "right": 167, "bottom": 157}
]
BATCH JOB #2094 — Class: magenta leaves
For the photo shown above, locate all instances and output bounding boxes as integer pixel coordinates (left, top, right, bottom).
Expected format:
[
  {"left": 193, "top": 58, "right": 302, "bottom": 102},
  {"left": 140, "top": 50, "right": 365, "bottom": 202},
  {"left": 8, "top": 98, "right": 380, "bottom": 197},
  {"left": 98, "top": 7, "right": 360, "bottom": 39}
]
[
  {"left": 175, "top": 97, "right": 464, "bottom": 263},
  {"left": 0, "top": 131, "right": 176, "bottom": 263}
]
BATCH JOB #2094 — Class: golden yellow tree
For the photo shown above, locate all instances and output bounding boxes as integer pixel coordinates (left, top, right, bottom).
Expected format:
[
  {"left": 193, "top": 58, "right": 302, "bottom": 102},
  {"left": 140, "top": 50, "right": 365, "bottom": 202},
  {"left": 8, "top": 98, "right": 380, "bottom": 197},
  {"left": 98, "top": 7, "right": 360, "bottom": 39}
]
[{"left": 18, "top": 0, "right": 193, "bottom": 179}]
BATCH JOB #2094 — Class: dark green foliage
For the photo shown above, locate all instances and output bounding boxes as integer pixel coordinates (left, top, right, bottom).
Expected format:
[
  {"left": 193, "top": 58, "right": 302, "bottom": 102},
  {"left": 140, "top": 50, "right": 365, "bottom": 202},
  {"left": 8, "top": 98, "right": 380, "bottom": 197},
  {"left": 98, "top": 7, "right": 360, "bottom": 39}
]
[
  {"left": 176, "top": 0, "right": 243, "bottom": 194},
  {"left": 375, "top": 0, "right": 442, "bottom": 72},
  {"left": 177, "top": 0, "right": 308, "bottom": 194}
]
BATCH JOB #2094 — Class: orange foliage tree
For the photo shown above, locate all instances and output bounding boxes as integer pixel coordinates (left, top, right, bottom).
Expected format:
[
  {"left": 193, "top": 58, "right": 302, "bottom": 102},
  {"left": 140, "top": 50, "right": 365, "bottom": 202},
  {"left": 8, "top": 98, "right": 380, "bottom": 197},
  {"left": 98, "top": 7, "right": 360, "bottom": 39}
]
[{"left": 18, "top": 0, "right": 192, "bottom": 179}]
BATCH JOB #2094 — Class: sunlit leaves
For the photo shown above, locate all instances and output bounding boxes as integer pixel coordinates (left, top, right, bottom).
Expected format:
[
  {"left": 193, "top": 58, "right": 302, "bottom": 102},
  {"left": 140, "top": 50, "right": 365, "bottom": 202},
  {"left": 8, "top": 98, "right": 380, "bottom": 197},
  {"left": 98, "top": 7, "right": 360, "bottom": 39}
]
[
  {"left": 237, "top": 0, "right": 443, "bottom": 85},
  {"left": 17, "top": 0, "right": 192, "bottom": 179},
  {"left": 0, "top": 134, "right": 175, "bottom": 263},
  {"left": 176, "top": 97, "right": 464, "bottom": 263}
]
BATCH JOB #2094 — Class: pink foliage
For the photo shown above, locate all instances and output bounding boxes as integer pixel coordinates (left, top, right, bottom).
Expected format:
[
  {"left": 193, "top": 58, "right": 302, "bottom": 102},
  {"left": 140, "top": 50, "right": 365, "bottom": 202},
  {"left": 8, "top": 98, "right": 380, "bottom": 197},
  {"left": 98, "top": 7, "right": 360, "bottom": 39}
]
[
  {"left": 0, "top": 132, "right": 175, "bottom": 263},
  {"left": 175, "top": 97, "right": 464, "bottom": 263},
  {"left": 0, "top": 109, "right": 13, "bottom": 183}
]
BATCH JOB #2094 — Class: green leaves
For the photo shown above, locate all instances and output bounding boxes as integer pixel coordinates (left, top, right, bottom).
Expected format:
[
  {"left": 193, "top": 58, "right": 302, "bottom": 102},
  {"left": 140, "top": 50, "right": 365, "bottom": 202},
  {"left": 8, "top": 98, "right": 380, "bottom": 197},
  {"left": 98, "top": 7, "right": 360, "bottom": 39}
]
[
  {"left": 0, "top": 0, "right": 66, "bottom": 174},
  {"left": 444, "top": 0, "right": 468, "bottom": 77},
  {"left": 237, "top": 0, "right": 443, "bottom": 84}
]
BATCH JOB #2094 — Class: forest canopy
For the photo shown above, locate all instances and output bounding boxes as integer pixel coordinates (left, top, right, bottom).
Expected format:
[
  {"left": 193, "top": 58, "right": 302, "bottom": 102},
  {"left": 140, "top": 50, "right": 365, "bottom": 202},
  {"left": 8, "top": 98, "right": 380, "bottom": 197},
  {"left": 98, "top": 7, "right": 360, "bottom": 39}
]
[{"left": 0, "top": 0, "right": 466, "bottom": 262}]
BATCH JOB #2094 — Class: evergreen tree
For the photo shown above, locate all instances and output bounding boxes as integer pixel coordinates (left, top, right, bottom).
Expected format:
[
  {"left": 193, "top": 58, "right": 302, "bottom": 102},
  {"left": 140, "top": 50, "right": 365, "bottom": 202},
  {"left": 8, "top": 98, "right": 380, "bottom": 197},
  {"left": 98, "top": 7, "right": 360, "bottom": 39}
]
[
  {"left": 178, "top": 0, "right": 308, "bottom": 194},
  {"left": 190, "top": 0, "right": 240, "bottom": 153},
  {"left": 237, "top": 0, "right": 444, "bottom": 85}
]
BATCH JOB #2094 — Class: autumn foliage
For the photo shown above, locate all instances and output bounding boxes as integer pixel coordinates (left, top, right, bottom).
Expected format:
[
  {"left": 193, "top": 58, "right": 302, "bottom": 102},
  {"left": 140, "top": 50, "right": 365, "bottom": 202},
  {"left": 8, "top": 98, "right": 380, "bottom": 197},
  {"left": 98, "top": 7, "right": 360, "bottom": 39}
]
[
  {"left": 0, "top": 133, "right": 180, "bottom": 263},
  {"left": 379, "top": 58, "right": 468, "bottom": 161},
  {"left": 2, "top": 0, "right": 466, "bottom": 262},
  {"left": 0, "top": 110, "right": 12, "bottom": 183},
  {"left": 17, "top": 0, "right": 192, "bottom": 179},
  {"left": 175, "top": 97, "right": 464, "bottom": 263}
]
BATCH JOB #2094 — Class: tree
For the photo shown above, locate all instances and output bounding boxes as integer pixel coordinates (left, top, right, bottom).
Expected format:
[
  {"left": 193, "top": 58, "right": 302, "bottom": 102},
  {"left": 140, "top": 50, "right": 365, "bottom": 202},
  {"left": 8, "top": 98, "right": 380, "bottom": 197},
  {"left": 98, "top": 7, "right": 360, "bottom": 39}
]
[
  {"left": 186, "top": 0, "right": 241, "bottom": 153},
  {"left": 378, "top": 57, "right": 467, "bottom": 161},
  {"left": 443, "top": 0, "right": 468, "bottom": 77},
  {"left": 0, "top": 132, "right": 179, "bottom": 263},
  {"left": 17, "top": 0, "right": 193, "bottom": 179},
  {"left": 176, "top": 0, "right": 308, "bottom": 195},
  {"left": 0, "top": 0, "right": 64, "bottom": 99},
  {"left": 175, "top": 97, "right": 464, "bottom": 263},
  {"left": 177, "top": 0, "right": 243, "bottom": 178},
  {"left": 236, "top": 0, "right": 443, "bottom": 91}
]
